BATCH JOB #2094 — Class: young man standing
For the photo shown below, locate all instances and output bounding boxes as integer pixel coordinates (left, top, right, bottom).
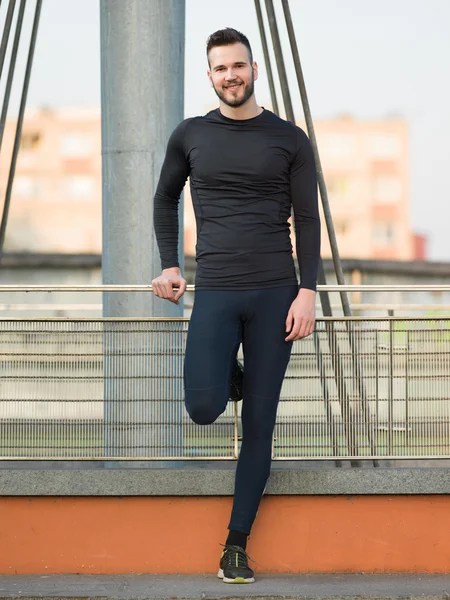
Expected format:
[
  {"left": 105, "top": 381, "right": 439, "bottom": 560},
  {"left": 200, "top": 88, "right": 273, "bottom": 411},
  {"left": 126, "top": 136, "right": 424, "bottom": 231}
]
[{"left": 152, "top": 28, "right": 320, "bottom": 583}]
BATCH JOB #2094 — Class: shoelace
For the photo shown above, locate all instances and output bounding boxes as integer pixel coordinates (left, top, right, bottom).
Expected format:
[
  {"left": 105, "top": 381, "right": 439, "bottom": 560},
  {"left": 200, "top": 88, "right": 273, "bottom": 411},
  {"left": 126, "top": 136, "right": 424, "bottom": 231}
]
[{"left": 221, "top": 544, "right": 253, "bottom": 568}]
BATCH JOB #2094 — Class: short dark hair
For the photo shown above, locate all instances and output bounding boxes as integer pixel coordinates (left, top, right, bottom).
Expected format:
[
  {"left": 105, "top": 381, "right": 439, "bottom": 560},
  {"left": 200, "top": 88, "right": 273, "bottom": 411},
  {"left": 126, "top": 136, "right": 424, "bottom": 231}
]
[{"left": 206, "top": 28, "right": 253, "bottom": 66}]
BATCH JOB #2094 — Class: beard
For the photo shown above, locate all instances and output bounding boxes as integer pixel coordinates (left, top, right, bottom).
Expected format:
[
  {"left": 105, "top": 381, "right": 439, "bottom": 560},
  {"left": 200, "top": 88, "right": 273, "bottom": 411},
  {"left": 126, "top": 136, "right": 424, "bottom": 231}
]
[{"left": 212, "top": 74, "right": 255, "bottom": 108}]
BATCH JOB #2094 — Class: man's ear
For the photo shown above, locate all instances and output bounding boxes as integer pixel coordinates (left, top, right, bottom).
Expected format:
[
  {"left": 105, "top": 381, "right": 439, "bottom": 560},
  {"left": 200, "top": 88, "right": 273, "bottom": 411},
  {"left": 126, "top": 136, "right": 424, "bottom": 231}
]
[
  {"left": 207, "top": 70, "right": 214, "bottom": 87},
  {"left": 252, "top": 61, "right": 259, "bottom": 81}
]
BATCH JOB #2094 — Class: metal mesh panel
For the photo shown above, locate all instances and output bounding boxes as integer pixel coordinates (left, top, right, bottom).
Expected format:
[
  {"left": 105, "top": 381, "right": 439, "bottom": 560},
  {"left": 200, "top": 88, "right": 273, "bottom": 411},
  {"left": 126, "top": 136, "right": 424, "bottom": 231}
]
[
  {"left": 1, "top": 318, "right": 449, "bottom": 460},
  {"left": 274, "top": 319, "right": 450, "bottom": 459}
]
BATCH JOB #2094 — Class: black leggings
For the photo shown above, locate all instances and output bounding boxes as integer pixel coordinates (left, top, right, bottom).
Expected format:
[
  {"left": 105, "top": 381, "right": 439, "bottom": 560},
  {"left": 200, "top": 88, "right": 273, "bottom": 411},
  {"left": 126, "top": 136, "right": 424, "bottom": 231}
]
[{"left": 184, "top": 285, "right": 298, "bottom": 534}]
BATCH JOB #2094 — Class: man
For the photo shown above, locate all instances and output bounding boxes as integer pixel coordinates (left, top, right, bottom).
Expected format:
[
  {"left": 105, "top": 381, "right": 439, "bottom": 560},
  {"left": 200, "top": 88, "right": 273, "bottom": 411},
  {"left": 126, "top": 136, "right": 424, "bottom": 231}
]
[{"left": 152, "top": 28, "right": 320, "bottom": 584}]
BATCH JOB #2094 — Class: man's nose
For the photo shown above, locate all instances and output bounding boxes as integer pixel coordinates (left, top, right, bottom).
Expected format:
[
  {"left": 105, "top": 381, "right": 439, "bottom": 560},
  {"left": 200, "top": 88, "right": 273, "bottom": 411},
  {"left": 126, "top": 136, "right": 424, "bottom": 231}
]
[{"left": 224, "top": 69, "right": 236, "bottom": 80}]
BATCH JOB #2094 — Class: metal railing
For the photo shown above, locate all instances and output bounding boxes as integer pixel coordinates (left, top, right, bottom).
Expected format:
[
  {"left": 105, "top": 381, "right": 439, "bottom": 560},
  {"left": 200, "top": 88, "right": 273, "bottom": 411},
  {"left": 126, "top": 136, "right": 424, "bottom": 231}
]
[
  {"left": 2, "top": 284, "right": 450, "bottom": 292},
  {"left": 1, "top": 285, "right": 450, "bottom": 461}
]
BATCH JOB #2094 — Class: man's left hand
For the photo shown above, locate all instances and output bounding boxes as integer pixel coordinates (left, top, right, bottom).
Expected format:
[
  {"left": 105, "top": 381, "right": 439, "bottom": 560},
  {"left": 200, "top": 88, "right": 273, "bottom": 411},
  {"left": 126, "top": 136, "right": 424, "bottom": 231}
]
[{"left": 285, "top": 288, "right": 316, "bottom": 342}]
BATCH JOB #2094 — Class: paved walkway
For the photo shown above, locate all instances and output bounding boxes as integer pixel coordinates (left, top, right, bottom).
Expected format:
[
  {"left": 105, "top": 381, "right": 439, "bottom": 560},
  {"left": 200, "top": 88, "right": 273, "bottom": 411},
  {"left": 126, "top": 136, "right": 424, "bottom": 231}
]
[{"left": 0, "top": 574, "right": 449, "bottom": 599}]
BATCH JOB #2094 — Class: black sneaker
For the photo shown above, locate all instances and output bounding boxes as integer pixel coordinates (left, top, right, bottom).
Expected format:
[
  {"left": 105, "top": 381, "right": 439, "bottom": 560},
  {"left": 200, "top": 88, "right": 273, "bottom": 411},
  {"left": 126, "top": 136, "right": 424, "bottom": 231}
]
[
  {"left": 217, "top": 545, "right": 255, "bottom": 584},
  {"left": 229, "top": 360, "right": 244, "bottom": 402}
]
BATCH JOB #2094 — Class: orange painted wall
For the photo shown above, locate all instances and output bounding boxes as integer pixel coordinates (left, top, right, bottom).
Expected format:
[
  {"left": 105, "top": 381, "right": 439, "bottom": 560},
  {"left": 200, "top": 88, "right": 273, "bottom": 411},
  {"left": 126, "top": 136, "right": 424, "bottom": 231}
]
[{"left": 1, "top": 496, "right": 449, "bottom": 574}]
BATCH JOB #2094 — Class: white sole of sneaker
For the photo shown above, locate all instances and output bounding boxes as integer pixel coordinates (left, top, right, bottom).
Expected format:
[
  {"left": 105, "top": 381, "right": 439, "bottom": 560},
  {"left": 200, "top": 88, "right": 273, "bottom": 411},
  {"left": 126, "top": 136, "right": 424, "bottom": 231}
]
[{"left": 217, "top": 568, "right": 255, "bottom": 583}]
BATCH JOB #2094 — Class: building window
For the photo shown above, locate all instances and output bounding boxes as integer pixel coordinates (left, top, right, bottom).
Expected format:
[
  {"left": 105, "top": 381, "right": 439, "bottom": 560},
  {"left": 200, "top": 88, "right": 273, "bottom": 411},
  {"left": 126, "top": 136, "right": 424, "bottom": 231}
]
[
  {"left": 65, "top": 176, "right": 95, "bottom": 199},
  {"left": 373, "top": 176, "right": 402, "bottom": 204},
  {"left": 14, "top": 176, "right": 40, "bottom": 198},
  {"left": 322, "top": 133, "right": 356, "bottom": 159},
  {"left": 335, "top": 220, "right": 349, "bottom": 236},
  {"left": 327, "top": 176, "right": 348, "bottom": 197},
  {"left": 20, "top": 132, "right": 41, "bottom": 151},
  {"left": 61, "top": 133, "right": 94, "bottom": 157},
  {"left": 372, "top": 222, "right": 396, "bottom": 245},
  {"left": 368, "top": 134, "right": 401, "bottom": 159}
]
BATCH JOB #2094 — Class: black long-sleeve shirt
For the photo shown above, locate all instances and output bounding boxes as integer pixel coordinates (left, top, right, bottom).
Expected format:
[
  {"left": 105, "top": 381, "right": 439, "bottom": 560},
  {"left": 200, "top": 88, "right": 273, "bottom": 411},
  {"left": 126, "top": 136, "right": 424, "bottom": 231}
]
[{"left": 153, "top": 108, "right": 320, "bottom": 291}]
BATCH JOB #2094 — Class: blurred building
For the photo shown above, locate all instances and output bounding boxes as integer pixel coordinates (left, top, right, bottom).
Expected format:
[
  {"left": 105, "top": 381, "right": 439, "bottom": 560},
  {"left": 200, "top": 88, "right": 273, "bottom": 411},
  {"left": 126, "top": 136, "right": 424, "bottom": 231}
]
[
  {"left": 0, "top": 108, "right": 422, "bottom": 260},
  {"left": 0, "top": 107, "right": 102, "bottom": 253},
  {"left": 314, "top": 115, "right": 415, "bottom": 260}
]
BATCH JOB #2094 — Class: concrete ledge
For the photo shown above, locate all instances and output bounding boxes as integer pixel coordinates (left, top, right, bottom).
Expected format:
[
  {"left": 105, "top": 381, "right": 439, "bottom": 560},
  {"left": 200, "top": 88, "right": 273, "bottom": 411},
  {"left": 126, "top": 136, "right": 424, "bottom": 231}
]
[
  {"left": 1, "top": 466, "right": 449, "bottom": 496},
  {"left": 0, "top": 573, "right": 449, "bottom": 599}
]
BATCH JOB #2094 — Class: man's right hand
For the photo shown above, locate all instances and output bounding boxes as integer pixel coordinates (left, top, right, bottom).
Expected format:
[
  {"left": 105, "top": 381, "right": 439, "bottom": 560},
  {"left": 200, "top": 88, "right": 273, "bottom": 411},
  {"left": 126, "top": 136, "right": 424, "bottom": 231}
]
[{"left": 151, "top": 267, "right": 187, "bottom": 305}]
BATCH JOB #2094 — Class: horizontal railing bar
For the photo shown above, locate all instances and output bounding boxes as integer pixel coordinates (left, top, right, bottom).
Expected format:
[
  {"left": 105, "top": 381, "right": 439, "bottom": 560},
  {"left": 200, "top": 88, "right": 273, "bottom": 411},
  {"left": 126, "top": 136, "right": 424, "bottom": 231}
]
[
  {"left": 337, "top": 304, "right": 450, "bottom": 311},
  {"left": 1, "top": 457, "right": 305, "bottom": 462},
  {"left": 0, "top": 455, "right": 449, "bottom": 461},
  {"left": 0, "top": 304, "right": 102, "bottom": 311},
  {"left": 2, "top": 316, "right": 450, "bottom": 322},
  {"left": 2, "top": 303, "right": 450, "bottom": 312},
  {"left": 2, "top": 284, "right": 450, "bottom": 293}
]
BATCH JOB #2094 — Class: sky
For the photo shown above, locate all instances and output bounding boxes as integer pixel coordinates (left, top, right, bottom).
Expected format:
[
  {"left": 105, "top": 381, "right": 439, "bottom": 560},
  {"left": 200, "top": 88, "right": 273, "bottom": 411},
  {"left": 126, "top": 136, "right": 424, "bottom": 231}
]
[{"left": 1, "top": 0, "right": 449, "bottom": 261}]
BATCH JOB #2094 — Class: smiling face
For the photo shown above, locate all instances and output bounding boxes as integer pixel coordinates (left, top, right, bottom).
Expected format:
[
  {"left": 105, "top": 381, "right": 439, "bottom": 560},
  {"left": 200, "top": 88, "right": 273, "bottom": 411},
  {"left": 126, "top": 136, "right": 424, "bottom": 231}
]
[{"left": 207, "top": 42, "right": 258, "bottom": 108}]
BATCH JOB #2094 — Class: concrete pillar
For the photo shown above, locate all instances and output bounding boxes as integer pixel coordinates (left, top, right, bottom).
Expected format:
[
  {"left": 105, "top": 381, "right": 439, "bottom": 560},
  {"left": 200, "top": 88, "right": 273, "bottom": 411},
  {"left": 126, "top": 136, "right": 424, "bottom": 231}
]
[
  {"left": 100, "top": 0, "right": 186, "bottom": 458},
  {"left": 100, "top": 0, "right": 185, "bottom": 316}
]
